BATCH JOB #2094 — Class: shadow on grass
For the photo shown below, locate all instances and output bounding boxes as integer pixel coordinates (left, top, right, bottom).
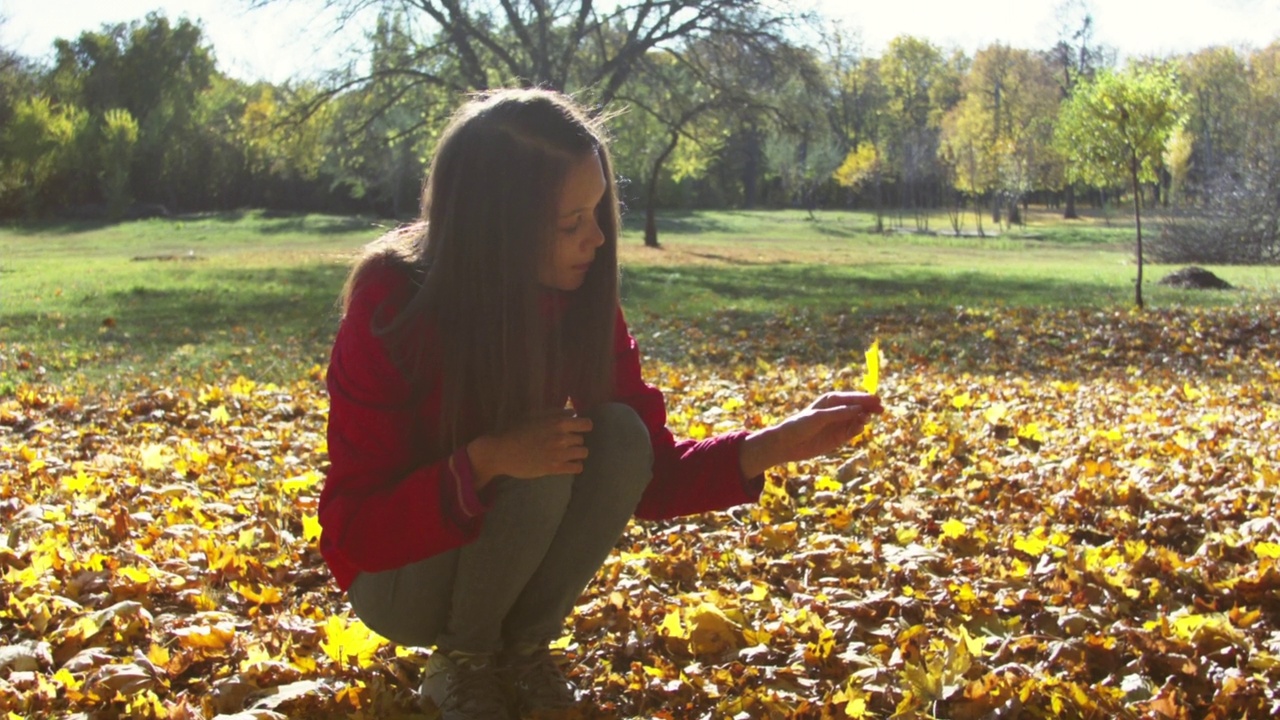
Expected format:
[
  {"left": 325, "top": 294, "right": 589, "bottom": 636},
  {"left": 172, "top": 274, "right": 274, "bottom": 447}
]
[
  {"left": 622, "top": 264, "right": 1119, "bottom": 313},
  {"left": 620, "top": 210, "right": 741, "bottom": 236},
  {"left": 620, "top": 265, "right": 1274, "bottom": 383},
  {"left": 810, "top": 223, "right": 871, "bottom": 239},
  {"left": 7, "top": 257, "right": 1263, "bottom": 386},
  {"left": 175, "top": 211, "right": 392, "bottom": 236},
  {"left": 107, "top": 264, "right": 348, "bottom": 336},
  {"left": 2, "top": 218, "right": 117, "bottom": 236},
  {"left": 2, "top": 264, "right": 351, "bottom": 383},
  {"left": 2, "top": 211, "right": 394, "bottom": 239}
]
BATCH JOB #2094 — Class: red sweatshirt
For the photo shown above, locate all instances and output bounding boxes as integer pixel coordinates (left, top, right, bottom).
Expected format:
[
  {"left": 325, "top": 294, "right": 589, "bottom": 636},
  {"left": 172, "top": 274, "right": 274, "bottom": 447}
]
[{"left": 319, "top": 262, "right": 765, "bottom": 591}]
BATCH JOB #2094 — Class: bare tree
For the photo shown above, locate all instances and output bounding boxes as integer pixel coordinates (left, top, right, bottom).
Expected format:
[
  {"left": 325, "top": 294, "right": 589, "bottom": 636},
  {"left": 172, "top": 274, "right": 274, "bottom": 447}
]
[{"left": 250, "top": 0, "right": 802, "bottom": 110}]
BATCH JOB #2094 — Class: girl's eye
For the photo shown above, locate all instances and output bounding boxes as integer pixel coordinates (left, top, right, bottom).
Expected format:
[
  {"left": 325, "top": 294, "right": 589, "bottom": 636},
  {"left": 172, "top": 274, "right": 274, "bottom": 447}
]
[{"left": 559, "top": 217, "right": 581, "bottom": 234}]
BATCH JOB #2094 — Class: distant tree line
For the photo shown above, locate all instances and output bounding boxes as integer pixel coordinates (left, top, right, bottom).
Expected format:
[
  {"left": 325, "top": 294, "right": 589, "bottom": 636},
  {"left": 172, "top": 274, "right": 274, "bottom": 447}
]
[{"left": 1, "top": 2, "right": 1277, "bottom": 260}]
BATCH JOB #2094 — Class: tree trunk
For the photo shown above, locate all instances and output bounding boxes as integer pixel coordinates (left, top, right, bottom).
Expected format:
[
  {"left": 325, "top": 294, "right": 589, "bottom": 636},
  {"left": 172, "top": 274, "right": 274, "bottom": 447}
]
[
  {"left": 742, "top": 125, "right": 761, "bottom": 209},
  {"left": 1131, "top": 155, "right": 1144, "bottom": 309},
  {"left": 873, "top": 173, "right": 884, "bottom": 233},
  {"left": 644, "top": 131, "right": 681, "bottom": 248},
  {"left": 1063, "top": 184, "right": 1079, "bottom": 219}
]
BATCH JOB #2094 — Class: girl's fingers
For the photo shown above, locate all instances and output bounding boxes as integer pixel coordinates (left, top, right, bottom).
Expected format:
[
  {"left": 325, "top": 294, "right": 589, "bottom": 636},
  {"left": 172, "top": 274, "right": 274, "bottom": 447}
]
[
  {"left": 811, "top": 404, "right": 867, "bottom": 426},
  {"left": 557, "top": 417, "right": 593, "bottom": 433}
]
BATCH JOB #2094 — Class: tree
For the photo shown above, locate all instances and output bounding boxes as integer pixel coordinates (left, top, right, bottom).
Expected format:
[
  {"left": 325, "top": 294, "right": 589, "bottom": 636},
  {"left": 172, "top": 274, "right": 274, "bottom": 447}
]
[
  {"left": 0, "top": 26, "right": 37, "bottom": 133},
  {"left": 1154, "top": 42, "right": 1280, "bottom": 265},
  {"left": 833, "top": 142, "right": 887, "bottom": 231},
  {"left": 818, "top": 26, "right": 887, "bottom": 177},
  {"left": 1056, "top": 66, "right": 1187, "bottom": 308},
  {"left": 610, "top": 51, "right": 724, "bottom": 247},
  {"left": 612, "top": 20, "right": 815, "bottom": 244},
  {"left": 940, "top": 44, "right": 1059, "bottom": 228},
  {"left": 764, "top": 132, "right": 842, "bottom": 219},
  {"left": 98, "top": 108, "right": 139, "bottom": 220},
  {"left": 49, "top": 12, "right": 216, "bottom": 210},
  {"left": 251, "top": 0, "right": 802, "bottom": 241},
  {"left": 318, "top": 11, "right": 449, "bottom": 217},
  {"left": 1178, "top": 47, "right": 1250, "bottom": 200},
  {"left": 256, "top": 0, "right": 800, "bottom": 109},
  {"left": 0, "top": 97, "right": 87, "bottom": 217},
  {"left": 1044, "top": 0, "right": 1114, "bottom": 218},
  {"left": 879, "top": 35, "right": 964, "bottom": 229}
]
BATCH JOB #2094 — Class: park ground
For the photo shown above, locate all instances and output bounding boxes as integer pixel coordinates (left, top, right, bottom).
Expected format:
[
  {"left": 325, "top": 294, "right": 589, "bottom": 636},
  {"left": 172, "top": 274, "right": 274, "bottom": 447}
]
[{"left": 1, "top": 208, "right": 1278, "bottom": 718}]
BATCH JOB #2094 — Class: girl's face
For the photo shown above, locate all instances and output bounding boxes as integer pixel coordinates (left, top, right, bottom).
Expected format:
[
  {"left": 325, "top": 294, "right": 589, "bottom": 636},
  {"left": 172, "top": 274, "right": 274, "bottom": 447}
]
[{"left": 538, "top": 152, "right": 607, "bottom": 291}]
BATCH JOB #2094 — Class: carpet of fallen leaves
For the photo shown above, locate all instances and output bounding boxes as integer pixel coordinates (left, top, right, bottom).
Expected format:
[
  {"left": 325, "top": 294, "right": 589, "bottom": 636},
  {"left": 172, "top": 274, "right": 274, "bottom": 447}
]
[{"left": 2, "top": 304, "right": 1279, "bottom": 719}]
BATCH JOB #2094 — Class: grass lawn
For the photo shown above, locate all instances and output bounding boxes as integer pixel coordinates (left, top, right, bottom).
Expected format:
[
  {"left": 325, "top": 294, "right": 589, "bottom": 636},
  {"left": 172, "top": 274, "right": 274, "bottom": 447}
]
[{"left": 1, "top": 207, "right": 1277, "bottom": 389}]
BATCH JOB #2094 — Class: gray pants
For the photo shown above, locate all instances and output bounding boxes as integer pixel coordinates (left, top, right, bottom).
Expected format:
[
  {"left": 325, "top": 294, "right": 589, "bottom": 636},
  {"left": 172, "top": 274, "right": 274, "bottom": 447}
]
[{"left": 347, "top": 402, "right": 654, "bottom": 653}]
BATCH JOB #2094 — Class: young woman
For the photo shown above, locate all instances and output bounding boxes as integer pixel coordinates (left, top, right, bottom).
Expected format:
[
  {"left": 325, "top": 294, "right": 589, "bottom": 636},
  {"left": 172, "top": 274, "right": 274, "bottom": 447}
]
[{"left": 319, "top": 88, "right": 883, "bottom": 720}]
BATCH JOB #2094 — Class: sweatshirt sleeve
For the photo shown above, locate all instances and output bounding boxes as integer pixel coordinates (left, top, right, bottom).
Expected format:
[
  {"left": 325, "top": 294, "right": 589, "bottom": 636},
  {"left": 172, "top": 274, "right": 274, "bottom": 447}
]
[
  {"left": 610, "top": 308, "right": 766, "bottom": 520},
  {"left": 318, "top": 267, "right": 489, "bottom": 590}
]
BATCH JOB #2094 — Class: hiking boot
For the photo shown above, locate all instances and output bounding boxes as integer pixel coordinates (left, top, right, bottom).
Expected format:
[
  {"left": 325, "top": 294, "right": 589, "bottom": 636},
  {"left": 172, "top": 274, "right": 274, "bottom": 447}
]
[
  {"left": 501, "top": 645, "right": 580, "bottom": 715},
  {"left": 420, "top": 650, "right": 514, "bottom": 720}
]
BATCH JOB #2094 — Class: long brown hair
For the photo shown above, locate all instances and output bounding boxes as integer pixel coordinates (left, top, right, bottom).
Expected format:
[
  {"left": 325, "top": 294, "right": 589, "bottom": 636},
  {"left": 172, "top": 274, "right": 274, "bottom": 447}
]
[{"left": 340, "top": 88, "right": 620, "bottom": 447}]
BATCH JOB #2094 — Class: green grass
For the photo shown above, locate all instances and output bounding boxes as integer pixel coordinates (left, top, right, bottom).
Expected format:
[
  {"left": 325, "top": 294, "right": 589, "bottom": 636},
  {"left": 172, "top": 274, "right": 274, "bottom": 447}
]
[
  {"left": 2, "top": 208, "right": 1277, "bottom": 388},
  {"left": 617, "top": 208, "right": 1278, "bottom": 316}
]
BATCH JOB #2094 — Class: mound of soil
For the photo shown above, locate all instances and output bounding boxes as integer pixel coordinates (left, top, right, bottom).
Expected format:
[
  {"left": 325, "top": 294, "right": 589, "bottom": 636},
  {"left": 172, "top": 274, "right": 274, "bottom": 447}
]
[{"left": 1158, "top": 266, "right": 1233, "bottom": 290}]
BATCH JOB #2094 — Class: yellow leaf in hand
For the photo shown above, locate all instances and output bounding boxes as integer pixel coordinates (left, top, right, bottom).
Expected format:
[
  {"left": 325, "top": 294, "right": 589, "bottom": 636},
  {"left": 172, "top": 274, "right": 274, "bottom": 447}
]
[{"left": 861, "top": 340, "right": 880, "bottom": 394}]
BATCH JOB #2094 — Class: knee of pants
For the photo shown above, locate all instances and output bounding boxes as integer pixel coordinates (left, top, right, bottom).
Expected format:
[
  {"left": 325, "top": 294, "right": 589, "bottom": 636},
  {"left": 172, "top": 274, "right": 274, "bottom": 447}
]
[
  {"left": 488, "top": 472, "right": 575, "bottom": 523},
  {"left": 585, "top": 403, "right": 653, "bottom": 492},
  {"left": 347, "top": 557, "right": 453, "bottom": 648}
]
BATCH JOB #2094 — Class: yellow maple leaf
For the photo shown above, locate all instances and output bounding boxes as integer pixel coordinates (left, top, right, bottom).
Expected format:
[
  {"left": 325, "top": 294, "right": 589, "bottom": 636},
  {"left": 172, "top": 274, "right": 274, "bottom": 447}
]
[
  {"left": 174, "top": 622, "right": 236, "bottom": 650},
  {"left": 1016, "top": 423, "right": 1046, "bottom": 443},
  {"left": 279, "top": 470, "right": 323, "bottom": 494},
  {"left": 147, "top": 644, "right": 171, "bottom": 669},
  {"left": 940, "top": 518, "right": 967, "bottom": 540},
  {"left": 302, "top": 514, "right": 322, "bottom": 543},
  {"left": 1014, "top": 534, "right": 1049, "bottom": 556},
  {"left": 659, "top": 608, "right": 687, "bottom": 639},
  {"left": 813, "top": 475, "right": 843, "bottom": 493},
  {"left": 117, "top": 566, "right": 154, "bottom": 585},
  {"left": 1252, "top": 542, "right": 1280, "bottom": 560},
  {"left": 198, "top": 385, "right": 224, "bottom": 404},
  {"left": 229, "top": 376, "right": 257, "bottom": 397},
  {"left": 62, "top": 469, "right": 96, "bottom": 494},
  {"left": 52, "top": 668, "right": 80, "bottom": 692},
  {"left": 686, "top": 603, "right": 741, "bottom": 657},
  {"left": 239, "top": 643, "right": 272, "bottom": 672},
  {"left": 983, "top": 403, "right": 1008, "bottom": 424},
  {"left": 140, "top": 443, "right": 170, "bottom": 471},
  {"left": 232, "top": 581, "right": 283, "bottom": 605},
  {"left": 861, "top": 339, "right": 880, "bottom": 394},
  {"left": 321, "top": 615, "right": 385, "bottom": 668}
]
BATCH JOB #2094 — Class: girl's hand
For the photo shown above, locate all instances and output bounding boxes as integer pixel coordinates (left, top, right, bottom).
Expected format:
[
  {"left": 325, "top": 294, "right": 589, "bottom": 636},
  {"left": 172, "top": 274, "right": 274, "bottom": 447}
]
[
  {"left": 739, "top": 392, "right": 883, "bottom": 478},
  {"left": 466, "top": 411, "right": 593, "bottom": 487}
]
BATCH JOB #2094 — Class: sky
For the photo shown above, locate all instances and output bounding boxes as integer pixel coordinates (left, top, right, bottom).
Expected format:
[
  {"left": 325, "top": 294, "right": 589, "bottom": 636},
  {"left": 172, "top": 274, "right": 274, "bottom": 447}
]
[{"left": 2, "top": 0, "right": 1278, "bottom": 84}]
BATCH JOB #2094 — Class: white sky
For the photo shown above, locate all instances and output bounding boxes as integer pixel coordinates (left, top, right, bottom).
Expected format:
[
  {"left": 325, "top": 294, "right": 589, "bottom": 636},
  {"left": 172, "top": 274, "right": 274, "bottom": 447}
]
[{"left": 2, "top": 0, "right": 1278, "bottom": 84}]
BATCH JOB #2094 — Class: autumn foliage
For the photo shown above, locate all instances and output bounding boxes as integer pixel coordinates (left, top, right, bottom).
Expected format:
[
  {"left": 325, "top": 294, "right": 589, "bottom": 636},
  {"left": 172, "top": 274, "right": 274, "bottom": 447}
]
[{"left": 2, "top": 304, "right": 1279, "bottom": 718}]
